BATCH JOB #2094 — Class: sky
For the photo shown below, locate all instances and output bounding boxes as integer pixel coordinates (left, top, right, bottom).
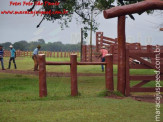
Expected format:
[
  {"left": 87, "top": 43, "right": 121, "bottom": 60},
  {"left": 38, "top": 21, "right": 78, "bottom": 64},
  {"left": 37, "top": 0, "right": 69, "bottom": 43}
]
[{"left": 0, "top": 0, "right": 163, "bottom": 46}]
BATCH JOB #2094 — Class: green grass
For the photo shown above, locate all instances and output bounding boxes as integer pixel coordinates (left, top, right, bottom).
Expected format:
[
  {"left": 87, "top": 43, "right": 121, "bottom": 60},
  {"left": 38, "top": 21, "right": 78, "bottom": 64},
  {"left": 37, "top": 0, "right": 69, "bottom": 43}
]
[
  {"left": 0, "top": 57, "right": 163, "bottom": 122},
  {"left": 0, "top": 73, "right": 162, "bottom": 122}
]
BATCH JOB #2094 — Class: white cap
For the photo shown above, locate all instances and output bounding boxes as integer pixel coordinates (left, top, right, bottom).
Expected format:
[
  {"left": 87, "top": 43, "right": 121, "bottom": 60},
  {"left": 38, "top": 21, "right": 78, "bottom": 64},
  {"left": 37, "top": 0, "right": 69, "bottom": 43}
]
[
  {"left": 9, "top": 45, "right": 13, "bottom": 48},
  {"left": 102, "top": 46, "right": 105, "bottom": 49}
]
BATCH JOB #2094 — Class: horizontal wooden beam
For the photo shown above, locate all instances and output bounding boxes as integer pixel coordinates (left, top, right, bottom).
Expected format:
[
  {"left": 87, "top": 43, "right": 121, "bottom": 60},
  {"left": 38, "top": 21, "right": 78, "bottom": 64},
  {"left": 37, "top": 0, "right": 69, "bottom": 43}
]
[
  {"left": 129, "top": 52, "right": 163, "bottom": 57},
  {"left": 103, "top": 0, "right": 163, "bottom": 19},
  {"left": 130, "top": 87, "right": 163, "bottom": 92},
  {"left": 130, "top": 75, "right": 163, "bottom": 80},
  {"left": 77, "top": 62, "right": 106, "bottom": 65},
  {"left": 160, "top": 28, "right": 163, "bottom": 31},
  {"left": 46, "top": 62, "right": 71, "bottom": 65},
  {"left": 103, "top": 36, "right": 116, "bottom": 42},
  {"left": 46, "top": 62, "right": 106, "bottom": 65}
]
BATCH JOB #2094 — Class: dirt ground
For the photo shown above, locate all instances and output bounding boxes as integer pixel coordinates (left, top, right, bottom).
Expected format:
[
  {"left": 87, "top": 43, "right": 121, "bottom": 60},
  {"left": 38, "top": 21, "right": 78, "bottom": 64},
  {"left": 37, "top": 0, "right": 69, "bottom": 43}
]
[
  {"left": 0, "top": 69, "right": 106, "bottom": 77},
  {"left": 107, "top": 94, "right": 163, "bottom": 103}
]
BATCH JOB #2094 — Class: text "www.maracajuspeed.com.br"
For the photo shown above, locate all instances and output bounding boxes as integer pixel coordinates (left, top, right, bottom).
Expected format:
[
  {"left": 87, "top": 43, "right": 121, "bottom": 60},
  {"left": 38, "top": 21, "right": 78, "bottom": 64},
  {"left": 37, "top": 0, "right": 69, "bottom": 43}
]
[{"left": 1, "top": 9, "right": 68, "bottom": 16}]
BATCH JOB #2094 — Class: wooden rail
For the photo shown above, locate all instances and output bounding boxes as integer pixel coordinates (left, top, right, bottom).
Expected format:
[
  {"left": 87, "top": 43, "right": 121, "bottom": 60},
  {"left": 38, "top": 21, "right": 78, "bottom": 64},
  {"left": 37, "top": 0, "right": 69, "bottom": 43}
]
[
  {"left": 4, "top": 51, "right": 80, "bottom": 58},
  {"left": 38, "top": 54, "right": 114, "bottom": 97},
  {"left": 125, "top": 49, "right": 163, "bottom": 96}
]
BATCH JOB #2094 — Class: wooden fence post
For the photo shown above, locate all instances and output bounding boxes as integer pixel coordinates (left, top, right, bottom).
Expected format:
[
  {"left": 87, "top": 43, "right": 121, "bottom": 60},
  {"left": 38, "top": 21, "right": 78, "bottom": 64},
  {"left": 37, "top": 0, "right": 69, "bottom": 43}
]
[
  {"left": 61, "top": 51, "right": 63, "bottom": 58},
  {"left": 64, "top": 51, "right": 66, "bottom": 58},
  {"left": 38, "top": 54, "right": 47, "bottom": 97},
  {"left": 70, "top": 54, "right": 78, "bottom": 96},
  {"left": 85, "top": 45, "right": 87, "bottom": 62},
  {"left": 125, "top": 49, "right": 130, "bottom": 96},
  {"left": 105, "top": 54, "right": 114, "bottom": 91},
  {"left": 117, "top": 15, "right": 126, "bottom": 95}
]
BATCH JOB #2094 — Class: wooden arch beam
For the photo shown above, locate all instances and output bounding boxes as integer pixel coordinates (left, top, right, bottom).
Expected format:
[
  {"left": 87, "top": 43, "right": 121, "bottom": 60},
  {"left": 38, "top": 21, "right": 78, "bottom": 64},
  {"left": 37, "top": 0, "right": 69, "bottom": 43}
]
[{"left": 103, "top": 0, "right": 163, "bottom": 19}]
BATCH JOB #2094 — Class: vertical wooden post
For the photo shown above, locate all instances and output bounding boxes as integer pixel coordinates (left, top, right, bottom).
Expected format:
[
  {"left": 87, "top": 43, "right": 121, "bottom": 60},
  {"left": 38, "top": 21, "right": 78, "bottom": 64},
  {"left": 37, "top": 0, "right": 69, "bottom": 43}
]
[
  {"left": 64, "top": 51, "right": 66, "bottom": 58},
  {"left": 70, "top": 54, "right": 78, "bottom": 96},
  {"left": 85, "top": 45, "right": 87, "bottom": 62},
  {"left": 125, "top": 49, "right": 130, "bottom": 96},
  {"left": 105, "top": 54, "right": 114, "bottom": 91},
  {"left": 147, "top": 45, "right": 152, "bottom": 53},
  {"left": 117, "top": 16, "right": 126, "bottom": 95},
  {"left": 100, "top": 32, "right": 104, "bottom": 49},
  {"left": 61, "top": 51, "right": 63, "bottom": 58},
  {"left": 96, "top": 32, "right": 99, "bottom": 52},
  {"left": 82, "top": 45, "right": 85, "bottom": 62},
  {"left": 38, "top": 54, "right": 47, "bottom": 97}
]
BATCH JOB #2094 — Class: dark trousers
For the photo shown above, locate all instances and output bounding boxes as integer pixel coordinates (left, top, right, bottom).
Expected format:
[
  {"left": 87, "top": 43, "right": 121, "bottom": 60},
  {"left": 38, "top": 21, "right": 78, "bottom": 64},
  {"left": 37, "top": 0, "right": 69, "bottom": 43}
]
[
  {"left": 0, "top": 58, "right": 4, "bottom": 69},
  {"left": 8, "top": 57, "right": 17, "bottom": 69},
  {"left": 101, "top": 57, "right": 105, "bottom": 71}
]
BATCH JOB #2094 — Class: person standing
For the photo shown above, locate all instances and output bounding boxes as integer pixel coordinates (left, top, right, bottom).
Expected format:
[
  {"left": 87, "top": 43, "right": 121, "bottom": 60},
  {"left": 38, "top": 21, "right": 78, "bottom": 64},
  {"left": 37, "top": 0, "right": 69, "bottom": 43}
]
[
  {"left": 99, "top": 46, "right": 108, "bottom": 72},
  {"left": 0, "top": 45, "right": 5, "bottom": 70},
  {"left": 32, "top": 45, "right": 41, "bottom": 71},
  {"left": 7, "top": 45, "right": 17, "bottom": 69}
]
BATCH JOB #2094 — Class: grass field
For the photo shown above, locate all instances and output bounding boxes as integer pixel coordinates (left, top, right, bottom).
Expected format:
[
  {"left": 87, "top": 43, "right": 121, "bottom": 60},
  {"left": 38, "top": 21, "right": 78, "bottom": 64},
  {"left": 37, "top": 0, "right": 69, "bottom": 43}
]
[{"left": 0, "top": 57, "right": 162, "bottom": 122}]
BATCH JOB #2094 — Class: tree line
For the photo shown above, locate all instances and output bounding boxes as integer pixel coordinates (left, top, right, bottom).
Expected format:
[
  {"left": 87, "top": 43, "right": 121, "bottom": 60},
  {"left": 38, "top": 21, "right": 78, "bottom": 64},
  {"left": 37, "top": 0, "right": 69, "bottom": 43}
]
[{"left": 0, "top": 39, "right": 83, "bottom": 51}]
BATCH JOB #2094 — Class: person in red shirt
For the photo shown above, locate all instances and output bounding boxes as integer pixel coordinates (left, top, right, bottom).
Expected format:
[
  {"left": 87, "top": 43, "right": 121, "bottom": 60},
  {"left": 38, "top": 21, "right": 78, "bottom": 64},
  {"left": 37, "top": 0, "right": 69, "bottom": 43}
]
[{"left": 99, "top": 46, "right": 108, "bottom": 72}]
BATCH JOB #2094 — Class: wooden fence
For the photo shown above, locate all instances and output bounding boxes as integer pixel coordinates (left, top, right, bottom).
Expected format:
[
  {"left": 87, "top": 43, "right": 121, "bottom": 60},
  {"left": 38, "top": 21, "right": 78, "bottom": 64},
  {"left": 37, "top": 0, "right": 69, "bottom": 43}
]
[
  {"left": 125, "top": 49, "right": 163, "bottom": 96},
  {"left": 38, "top": 54, "right": 114, "bottom": 97},
  {"left": 81, "top": 32, "right": 163, "bottom": 64},
  {"left": 4, "top": 50, "right": 80, "bottom": 58},
  {"left": 81, "top": 44, "right": 162, "bottom": 63}
]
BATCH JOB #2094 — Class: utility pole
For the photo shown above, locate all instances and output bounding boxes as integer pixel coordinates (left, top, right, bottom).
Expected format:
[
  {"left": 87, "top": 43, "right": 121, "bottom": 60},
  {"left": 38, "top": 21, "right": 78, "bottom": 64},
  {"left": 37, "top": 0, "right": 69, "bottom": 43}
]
[{"left": 81, "top": 28, "right": 83, "bottom": 62}]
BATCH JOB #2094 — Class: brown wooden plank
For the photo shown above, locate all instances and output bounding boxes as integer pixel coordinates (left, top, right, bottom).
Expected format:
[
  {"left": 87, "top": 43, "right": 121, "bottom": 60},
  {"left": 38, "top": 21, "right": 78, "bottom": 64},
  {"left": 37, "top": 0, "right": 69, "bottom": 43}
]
[
  {"left": 103, "top": 36, "right": 116, "bottom": 42},
  {"left": 130, "top": 88, "right": 163, "bottom": 92},
  {"left": 130, "top": 75, "right": 163, "bottom": 81},
  {"left": 125, "top": 49, "right": 130, "bottom": 96},
  {"left": 129, "top": 52, "right": 163, "bottom": 58},
  {"left": 130, "top": 64, "right": 153, "bottom": 69},
  {"left": 132, "top": 80, "right": 151, "bottom": 88},
  {"left": 130, "top": 53, "right": 161, "bottom": 72}
]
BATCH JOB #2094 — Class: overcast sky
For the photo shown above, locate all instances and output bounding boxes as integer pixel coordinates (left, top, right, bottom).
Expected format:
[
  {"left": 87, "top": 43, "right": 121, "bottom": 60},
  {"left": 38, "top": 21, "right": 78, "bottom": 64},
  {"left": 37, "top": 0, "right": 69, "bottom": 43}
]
[{"left": 0, "top": 0, "right": 162, "bottom": 45}]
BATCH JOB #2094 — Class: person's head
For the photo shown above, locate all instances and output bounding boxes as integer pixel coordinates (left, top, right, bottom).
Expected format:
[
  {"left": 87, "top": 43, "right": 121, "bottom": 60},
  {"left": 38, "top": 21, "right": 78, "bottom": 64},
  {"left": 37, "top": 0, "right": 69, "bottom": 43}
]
[
  {"left": 37, "top": 45, "right": 41, "bottom": 50},
  {"left": 9, "top": 45, "right": 13, "bottom": 49},
  {"left": 0, "top": 45, "right": 3, "bottom": 50}
]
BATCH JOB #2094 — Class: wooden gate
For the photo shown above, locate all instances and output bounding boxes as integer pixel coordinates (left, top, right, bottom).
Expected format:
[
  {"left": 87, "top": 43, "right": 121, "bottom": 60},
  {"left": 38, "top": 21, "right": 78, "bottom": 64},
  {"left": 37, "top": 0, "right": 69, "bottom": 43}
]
[{"left": 125, "top": 48, "right": 163, "bottom": 96}]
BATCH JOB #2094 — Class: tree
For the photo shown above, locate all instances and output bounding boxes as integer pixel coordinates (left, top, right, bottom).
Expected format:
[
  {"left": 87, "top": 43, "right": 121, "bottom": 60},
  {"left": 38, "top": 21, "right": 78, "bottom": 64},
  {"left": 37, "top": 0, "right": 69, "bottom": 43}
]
[
  {"left": 13, "top": 41, "right": 29, "bottom": 51},
  {"left": 1, "top": 42, "right": 12, "bottom": 50},
  {"left": 38, "top": 39, "right": 45, "bottom": 44},
  {"left": 28, "top": 0, "right": 153, "bottom": 38}
]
